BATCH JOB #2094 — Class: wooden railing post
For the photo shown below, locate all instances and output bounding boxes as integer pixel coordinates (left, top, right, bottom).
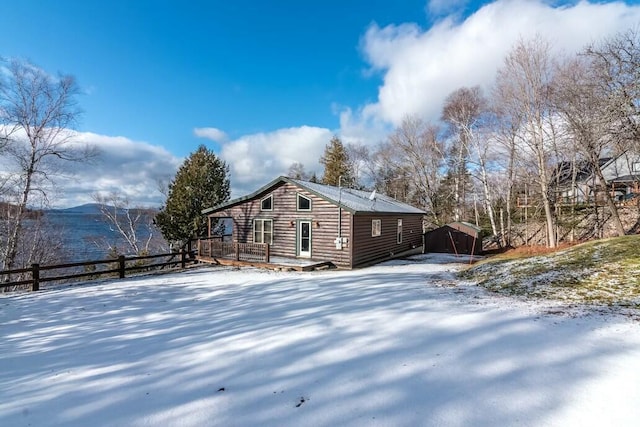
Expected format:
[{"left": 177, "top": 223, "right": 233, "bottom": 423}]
[
  {"left": 118, "top": 255, "right": 125, "bottom": 278},
  {"left": 235, "top": 243, "right": 240, "bottom": 261},
  {"left": 265, "top": 244, "right": 270, "bottom": 263},
  {"left": 32, "top": 263, "right": 40, "bottom": 292},
  {"left": 180, "top": 249, "right": 186, "bottom": 269}
]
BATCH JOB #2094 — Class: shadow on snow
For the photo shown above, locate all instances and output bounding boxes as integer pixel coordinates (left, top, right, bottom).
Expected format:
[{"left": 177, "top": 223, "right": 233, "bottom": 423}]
[{"left": 0, "top": 256, "right": 636, "bottom": 426}]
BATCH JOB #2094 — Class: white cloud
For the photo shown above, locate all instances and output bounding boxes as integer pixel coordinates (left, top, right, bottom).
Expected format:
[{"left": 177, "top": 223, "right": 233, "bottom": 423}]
[
  {"left": 338, "top": 106, "right": 391, "bottom": 147},
  {"left": 54, "top": 132, "right": 181, "bottom": 207},
  {"left": 427, "top": 0, "right": 470, "bottom": 16},
  {"left": 351, "top": 0, "right": 640, "bottom": 130},
  {"left": 218, "top": 126, "right": 333, "bottom": 197},
  {"left": 193, "top": 127, "right": 228, "bottom": 142}
]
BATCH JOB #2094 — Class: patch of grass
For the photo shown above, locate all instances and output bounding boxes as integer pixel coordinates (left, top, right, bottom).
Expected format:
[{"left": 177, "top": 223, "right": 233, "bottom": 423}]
[{"left": 461, "top": 235, "right": 640, "bottom": 309}]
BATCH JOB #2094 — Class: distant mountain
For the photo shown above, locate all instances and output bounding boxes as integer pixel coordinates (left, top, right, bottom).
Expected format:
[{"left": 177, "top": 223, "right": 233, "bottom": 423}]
[
  {"left": 47, "top": 203, "right": 107, "bottom": 215},
  {"left": 46, "top": 203, "right": 159, "bottom": 215}
]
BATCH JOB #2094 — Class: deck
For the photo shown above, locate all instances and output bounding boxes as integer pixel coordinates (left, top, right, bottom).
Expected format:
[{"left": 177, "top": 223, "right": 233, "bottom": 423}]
[
  {"left": 195, "top": 238, "right": 335, "bottom": 271},
  {"left": 196, "top": 255, "right": 335, "bottom": 272}
]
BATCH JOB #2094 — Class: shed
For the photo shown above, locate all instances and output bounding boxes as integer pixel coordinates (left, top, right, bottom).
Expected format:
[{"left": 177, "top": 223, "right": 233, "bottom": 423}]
[{"left": 423, "top": 221, "right": 483, "bottom": 256}]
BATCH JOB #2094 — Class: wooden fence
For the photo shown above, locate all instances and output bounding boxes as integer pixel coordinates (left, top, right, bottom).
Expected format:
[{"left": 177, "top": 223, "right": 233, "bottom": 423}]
[
  {"left": 197, "top": 237, "right": 270, "bottom": 263},
  {"left": 0, "top": 250, "right": 194, "bottom": 292}
]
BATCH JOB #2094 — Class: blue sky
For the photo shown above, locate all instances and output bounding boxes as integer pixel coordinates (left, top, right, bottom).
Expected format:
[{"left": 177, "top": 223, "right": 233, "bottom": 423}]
[
  {"left": 1, "top": 0, "right": 640, "bottom": 207},
  {"left": 1, "top": 0, "right": 437, "bottom": 153}
]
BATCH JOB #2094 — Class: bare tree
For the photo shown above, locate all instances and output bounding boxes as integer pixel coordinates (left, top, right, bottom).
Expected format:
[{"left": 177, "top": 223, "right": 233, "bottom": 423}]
[
  {"left": 369, "top": 142, "right": 413, "bottom": 204},
  {"left": 386, "top": 116, "right": 446, "bottom": 223},
  {"left": 491, "top": 77, "right": 528, "bottom": 246},
  {"left": 0, "top": 59, "right": 96, "bottom": 270},
  {"left": 554, "top": 56, "right": 626, "bottom": 236},
  {"left": 585, "top": 28, "right": 640, "bottom": 151},
  {"left": 287, "top": 162, "right": 308, "bottom": 180},
  {"left": 345, "top": 143, "right": 370, "bottom": 189},
  {"left": 494, "top": 36, "right": 561, "bottom": 248},
  {"left": 442, "top": 88, "right": 474, "bottom": 222},
  {"left": 93, "top": 192, "right": 167, "bottom": 256},
  {"left": 442, "top": 86, "right": 500, "bottom": 236}
]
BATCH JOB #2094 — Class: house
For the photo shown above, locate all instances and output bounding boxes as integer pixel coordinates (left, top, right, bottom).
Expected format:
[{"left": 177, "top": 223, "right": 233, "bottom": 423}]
[
  {"left": 600, "top": 152, "right": 640, "bottom": 201},
  {"left": 552, "top": 158, "right": 610, "bottom": 204},
  {"left": 200, "top": 176, "right": 426, "bottom": 268},
  {"left": 551, "top": 152, "right": 640, "bottom": 205},
  {"left": 423, "top": 222, "right": 483, "bottom": 256}
]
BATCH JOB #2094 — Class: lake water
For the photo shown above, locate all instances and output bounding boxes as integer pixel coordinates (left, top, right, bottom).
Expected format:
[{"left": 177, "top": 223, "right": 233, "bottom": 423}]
[
  {"left": 45, "top": 211, "right": 124, "bottom": 260},
  {"left": 44, "top": 209, "right": 164, "bottom": 262}
]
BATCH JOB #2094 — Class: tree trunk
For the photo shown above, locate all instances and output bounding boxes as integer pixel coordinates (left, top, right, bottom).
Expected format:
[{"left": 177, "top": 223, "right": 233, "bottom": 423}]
[
  {"left": 537, "top": 148, "right": 557, "bottom": 248},
  {"left": 3, "top": 152, "right": 36, "bottom": 270},
  {"left": 593, "top": 167, "right": 626, "bottom": 236},
  {"left": 478, "top": 154, "right": 498, "bottom": 237}
]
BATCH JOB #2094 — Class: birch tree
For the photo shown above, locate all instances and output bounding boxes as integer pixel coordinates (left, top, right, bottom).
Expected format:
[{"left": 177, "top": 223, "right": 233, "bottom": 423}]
[
  {"left": 491, "top": 78, "right": 528, "bottom": 246},
  {"left": 494, "top": 37, "right": 560, "bottom": 248},
  {"left": 442, "top": 86, "right": 499, "bottom": 236},
  {"left": 0, "top": 59, "right": 95, "bottom": 270},
  {"left": 93, "top": 192, "right": 167, "bottom": 255}
]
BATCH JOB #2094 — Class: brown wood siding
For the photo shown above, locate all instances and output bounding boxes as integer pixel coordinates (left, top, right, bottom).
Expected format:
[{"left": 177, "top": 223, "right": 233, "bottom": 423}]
[
  {"left": 351, "top": 214, "right": 423, "bottom": 266},
  {"left": 423, "top": 226, "right": 482, "bottom": 255},
  {"left": 209, "top": 182, "right": 353, "bottom": 267}
]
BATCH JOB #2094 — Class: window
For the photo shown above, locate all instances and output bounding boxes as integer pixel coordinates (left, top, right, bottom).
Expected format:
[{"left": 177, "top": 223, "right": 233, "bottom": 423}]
[
  {"left": 261, "top": 195, "right": 273, "bottom": 211},
  {"left": 372, "top": 219, "right": 381, "bottom": 237},
  {"left": 397, "top": 219, "right": 403, "bottom": 244},
  {"left": 297, "top": 194, "right": 312, "bottom": 211},
  {"left": 254, "top": 219, "right": 273, "bottom": 244}
]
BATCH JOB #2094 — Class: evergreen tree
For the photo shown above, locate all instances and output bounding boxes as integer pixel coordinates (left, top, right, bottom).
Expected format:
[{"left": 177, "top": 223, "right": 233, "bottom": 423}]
[
  {"left": 155, "top": 145, "right": 230, "bottom": 247},
  {"left": 320, "top": 136, "right": 352, "bottom": 186}
]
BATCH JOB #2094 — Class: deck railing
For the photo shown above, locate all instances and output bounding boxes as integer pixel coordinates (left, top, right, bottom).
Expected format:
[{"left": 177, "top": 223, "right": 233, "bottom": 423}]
[{"left": 197, "top": 237, "right": 270, "bottom": 263}]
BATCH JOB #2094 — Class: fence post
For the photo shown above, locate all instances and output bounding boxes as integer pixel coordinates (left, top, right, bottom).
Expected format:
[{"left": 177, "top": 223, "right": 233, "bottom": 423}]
[
  {"left": 118, "top": 255, "right": 125, "bottom": 278},
  {"left": 32, "top": 263, "right": 40, "bottom": 292},
  {"left": 181, "top": 249, "right": 186, "bottom": 269},
  {"left": 235, "top": 243, "right": 240, "bottom": 261},
  {"left": 265, "top": 244, "right": 270, "bottom": 263}
]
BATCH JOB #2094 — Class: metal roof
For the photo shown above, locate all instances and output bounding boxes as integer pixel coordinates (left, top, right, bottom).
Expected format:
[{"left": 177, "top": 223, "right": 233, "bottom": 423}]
[{"left": 202, "top": 176, "right": 426, "bottom": 215}]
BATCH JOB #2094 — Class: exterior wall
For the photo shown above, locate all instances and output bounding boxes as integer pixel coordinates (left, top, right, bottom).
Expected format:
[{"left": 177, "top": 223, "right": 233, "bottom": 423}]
[
  {"left": 351, "top": 213, "right": 423, "bottom": 267},
  {"left": 209, "top": 182, "right": 353, "bottom": 267},
  {"left": 423, "top": 226, "right": 482, "bottom": 255}
]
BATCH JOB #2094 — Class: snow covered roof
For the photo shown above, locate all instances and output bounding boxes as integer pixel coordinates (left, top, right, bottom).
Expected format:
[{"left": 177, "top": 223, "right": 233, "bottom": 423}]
[{"left": 203, "top": 176, "right": 426, "bottom": 215}]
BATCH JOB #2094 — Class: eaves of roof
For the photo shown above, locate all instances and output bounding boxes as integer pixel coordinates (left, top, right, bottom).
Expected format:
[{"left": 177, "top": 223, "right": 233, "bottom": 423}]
[{"left": 202, "top": 176, "right": 426, "bottom": 215}]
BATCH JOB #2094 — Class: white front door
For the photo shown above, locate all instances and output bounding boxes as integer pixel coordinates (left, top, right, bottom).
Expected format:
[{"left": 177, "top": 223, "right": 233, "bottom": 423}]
[{"left": 299, "top": 221, "right": 312, "bottom": 258}]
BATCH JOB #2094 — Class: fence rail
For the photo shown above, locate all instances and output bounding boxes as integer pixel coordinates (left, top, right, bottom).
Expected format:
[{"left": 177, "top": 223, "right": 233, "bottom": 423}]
[
  {"left": 197, "top": 238, "right": 270, "bottom": 263},
  {"left": 0, "top": 250, "right": 194, "bottom": 292}
]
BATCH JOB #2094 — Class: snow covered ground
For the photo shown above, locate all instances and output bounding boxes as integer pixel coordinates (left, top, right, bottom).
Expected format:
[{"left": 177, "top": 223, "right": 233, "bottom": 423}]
[{"left": 2, "top": 254, "right": 639, "bottom": 427}]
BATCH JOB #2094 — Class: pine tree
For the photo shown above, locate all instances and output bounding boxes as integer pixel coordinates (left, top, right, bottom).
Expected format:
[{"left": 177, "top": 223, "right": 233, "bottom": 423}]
[
  {"left": 320, "top": 136, "right": 352, "bottom": 186},
  {"left": 155, "top": 145, "right": 230, "bottom": 247}
]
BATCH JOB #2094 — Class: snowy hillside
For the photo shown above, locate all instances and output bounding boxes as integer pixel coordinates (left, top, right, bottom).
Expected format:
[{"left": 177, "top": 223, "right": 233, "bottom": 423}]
[{"left": 2, "top": 254, "right": 639, "bottom": 426}]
